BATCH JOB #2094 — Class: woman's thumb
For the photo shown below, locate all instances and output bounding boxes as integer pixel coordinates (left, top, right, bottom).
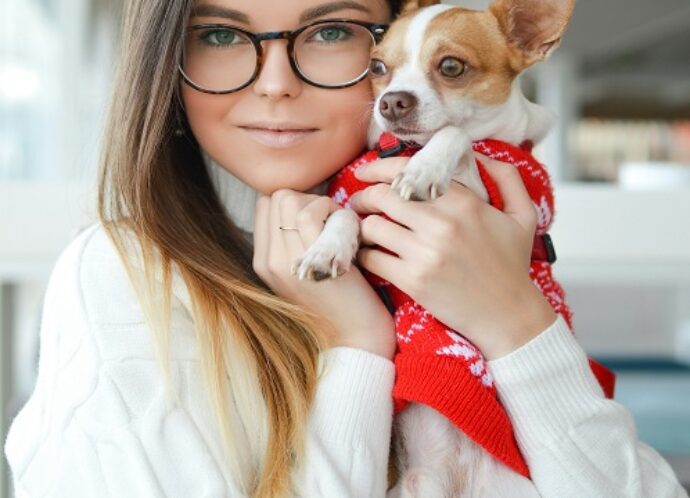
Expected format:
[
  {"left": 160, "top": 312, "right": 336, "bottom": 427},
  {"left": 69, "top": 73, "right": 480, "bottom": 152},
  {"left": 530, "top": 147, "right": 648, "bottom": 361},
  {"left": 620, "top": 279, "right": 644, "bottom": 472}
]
[{"left": 479, "top": 155, "right": 537, "bottom": 234}]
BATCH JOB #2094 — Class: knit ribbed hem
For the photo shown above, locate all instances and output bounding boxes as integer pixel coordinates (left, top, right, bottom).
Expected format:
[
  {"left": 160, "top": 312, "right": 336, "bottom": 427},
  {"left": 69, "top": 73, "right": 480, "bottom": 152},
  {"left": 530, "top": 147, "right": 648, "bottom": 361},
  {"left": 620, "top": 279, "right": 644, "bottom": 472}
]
[
  {"left": 394, "top": 353, "right": 530, "bottom": 478},
  {"left": 487, "top": 313, "right": 609, "bottom": 456},
  {"left": 309, "top": 347, "right": 395, "bottom": 447}
]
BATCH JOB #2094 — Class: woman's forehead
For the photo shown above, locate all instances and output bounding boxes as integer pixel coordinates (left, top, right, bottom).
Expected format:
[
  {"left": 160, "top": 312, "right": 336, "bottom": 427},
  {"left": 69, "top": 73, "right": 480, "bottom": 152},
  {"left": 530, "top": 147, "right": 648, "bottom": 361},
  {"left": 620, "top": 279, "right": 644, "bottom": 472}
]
[{"left": 189, "top": 0, "right": 390, "bottom": 27}]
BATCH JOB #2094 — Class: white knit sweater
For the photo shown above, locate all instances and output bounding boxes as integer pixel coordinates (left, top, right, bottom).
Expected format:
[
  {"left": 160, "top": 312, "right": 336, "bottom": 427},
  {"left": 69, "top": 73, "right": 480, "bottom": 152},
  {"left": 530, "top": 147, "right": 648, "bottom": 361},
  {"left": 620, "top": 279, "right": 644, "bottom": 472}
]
[{"left": 4, "top": 156, "right": 688, "bottom": 497}]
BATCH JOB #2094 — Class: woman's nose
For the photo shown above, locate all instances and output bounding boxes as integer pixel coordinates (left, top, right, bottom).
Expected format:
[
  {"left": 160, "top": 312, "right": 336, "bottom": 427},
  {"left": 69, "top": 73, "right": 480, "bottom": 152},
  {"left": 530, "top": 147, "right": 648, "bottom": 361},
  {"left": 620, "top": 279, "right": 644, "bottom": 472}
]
[{"left": 252, "top": 40, "right": 303, "bottom": 100}]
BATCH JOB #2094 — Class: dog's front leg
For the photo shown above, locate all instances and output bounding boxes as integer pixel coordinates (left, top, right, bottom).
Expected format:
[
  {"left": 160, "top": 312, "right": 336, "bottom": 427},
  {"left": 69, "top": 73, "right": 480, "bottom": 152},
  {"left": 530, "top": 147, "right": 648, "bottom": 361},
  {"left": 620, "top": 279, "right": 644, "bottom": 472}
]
[
  {"left": 391, "top": 126, "right": 467, "bottom": 201},
  {"left": 391, "top": 126, "right": 489, "bottom": 203},
  {"left": 292, "top": 207, "right": 360, "bottom": 281}
]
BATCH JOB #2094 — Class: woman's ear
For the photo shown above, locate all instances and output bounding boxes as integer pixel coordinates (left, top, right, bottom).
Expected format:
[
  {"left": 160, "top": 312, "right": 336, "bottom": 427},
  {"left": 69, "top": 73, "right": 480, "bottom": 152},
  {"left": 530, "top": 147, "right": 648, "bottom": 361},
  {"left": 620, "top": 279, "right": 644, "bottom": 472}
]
[
  {"left": 400, "top": 0, "right": 442, "bottom": 16},
  {"left": 490, "top": 0, "right": 576, "bottom": 67}
]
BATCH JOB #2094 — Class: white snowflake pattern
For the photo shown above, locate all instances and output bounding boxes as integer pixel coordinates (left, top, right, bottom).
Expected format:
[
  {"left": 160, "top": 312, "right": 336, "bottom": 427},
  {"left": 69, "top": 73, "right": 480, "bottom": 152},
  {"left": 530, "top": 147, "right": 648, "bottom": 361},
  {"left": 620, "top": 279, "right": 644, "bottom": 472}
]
[
  {"left": 469, "top": 359, "right": 484, "bottom": 376},
  {"left": 333, "top": 186, "right": 348, "bottom": 206},
  {"left": 435, "top": 330, "right": 494, "bottom": 388},
  {"left": 395, "top": 304, "right": 432, "bottom": 343},
  {"left": 534, "top": 195, "right": 552, "bottom": 232}
]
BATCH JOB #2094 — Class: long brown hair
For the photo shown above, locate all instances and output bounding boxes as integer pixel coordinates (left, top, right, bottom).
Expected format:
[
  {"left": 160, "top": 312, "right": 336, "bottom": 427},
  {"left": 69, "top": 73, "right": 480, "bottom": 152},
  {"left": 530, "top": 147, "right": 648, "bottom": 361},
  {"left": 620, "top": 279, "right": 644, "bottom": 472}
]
[{"left": 97, "top": 1, "right": 403, "bottom": 496}]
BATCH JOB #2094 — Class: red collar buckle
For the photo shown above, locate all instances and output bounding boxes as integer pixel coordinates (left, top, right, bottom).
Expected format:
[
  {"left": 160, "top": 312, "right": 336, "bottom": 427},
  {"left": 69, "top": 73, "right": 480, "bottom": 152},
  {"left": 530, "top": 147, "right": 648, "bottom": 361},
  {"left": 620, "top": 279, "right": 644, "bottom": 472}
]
[{"left": 376, "top": 132, "right": 406, "bottom": 158}]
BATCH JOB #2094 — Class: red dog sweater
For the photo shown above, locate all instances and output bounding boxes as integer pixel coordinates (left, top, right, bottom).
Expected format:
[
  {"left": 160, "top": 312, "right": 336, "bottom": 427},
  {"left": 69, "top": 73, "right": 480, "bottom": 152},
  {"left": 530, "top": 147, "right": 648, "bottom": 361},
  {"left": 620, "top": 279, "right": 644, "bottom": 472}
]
[{"left": 327, "top": 132, "right": 617, "bottom": 479}]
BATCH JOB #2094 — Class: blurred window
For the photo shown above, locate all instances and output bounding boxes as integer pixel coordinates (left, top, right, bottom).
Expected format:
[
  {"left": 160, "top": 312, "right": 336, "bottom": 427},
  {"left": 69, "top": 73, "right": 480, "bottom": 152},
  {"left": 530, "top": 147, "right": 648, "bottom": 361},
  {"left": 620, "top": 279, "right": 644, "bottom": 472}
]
[{"left": 0, "top": 0, "right": 61, "bottom": 180}]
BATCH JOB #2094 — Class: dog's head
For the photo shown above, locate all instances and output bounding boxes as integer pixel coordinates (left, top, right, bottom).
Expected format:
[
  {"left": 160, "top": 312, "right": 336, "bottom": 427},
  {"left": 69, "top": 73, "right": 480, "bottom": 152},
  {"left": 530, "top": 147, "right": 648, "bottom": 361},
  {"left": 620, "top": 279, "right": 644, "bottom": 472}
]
[{"left": 370, "top": 0, "right": 576, "bottom": 143}]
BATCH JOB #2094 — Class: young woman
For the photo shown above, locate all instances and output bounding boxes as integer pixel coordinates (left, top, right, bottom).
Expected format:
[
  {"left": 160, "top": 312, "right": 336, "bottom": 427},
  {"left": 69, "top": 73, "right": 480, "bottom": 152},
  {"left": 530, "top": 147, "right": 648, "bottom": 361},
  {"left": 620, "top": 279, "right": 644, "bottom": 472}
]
[{"left": 4, "top": 0, "right": 688, "bottom": 497}]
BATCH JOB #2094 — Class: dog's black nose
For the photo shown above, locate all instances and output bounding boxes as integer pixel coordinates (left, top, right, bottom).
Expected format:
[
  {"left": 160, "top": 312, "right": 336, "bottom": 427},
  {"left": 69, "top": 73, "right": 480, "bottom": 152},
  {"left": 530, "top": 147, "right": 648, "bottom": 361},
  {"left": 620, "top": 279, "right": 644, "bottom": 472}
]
[{"left": 379, "top": 91, "right": 417, "bottom": 121}]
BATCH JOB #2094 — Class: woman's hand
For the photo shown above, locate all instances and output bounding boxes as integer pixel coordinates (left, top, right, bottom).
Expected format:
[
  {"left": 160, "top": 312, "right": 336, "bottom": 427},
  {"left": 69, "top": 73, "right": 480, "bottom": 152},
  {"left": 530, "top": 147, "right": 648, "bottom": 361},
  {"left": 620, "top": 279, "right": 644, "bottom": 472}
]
[
  {"left": 253, "top": 189, "right": 396, "bottom": 360},
  {"left": 349, "top": 154, "right": 557, "bottom": 361}
]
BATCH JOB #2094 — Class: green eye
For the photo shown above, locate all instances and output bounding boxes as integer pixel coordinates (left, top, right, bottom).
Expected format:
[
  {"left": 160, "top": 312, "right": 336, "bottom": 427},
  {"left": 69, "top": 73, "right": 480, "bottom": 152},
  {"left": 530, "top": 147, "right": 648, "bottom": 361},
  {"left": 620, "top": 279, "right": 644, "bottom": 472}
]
[
  {"left": 369, "top": 58, "right": 388, "bottom": 76},
  {"left": 315, "top": 27, "right": 349, "bottom": 42},
  {"left": 439, "top": 57, "right": 466, "bottom": 78},
  {"left": 201, "top": 29, "right": 238, "bottom": 47}
]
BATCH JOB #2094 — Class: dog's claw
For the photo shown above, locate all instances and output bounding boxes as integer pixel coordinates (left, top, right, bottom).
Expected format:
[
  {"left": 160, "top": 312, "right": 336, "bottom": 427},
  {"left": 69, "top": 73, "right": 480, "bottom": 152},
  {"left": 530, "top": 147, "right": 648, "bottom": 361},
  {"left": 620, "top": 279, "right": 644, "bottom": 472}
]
[
  {"left": 293, "top": 241, "right": 355, "bottom": 281},
  {"left": 392, "top": 171, "right": 449, "bottom": 202},
  {"left": 390, "top": 161, "right": 454, "bottom": 202}
]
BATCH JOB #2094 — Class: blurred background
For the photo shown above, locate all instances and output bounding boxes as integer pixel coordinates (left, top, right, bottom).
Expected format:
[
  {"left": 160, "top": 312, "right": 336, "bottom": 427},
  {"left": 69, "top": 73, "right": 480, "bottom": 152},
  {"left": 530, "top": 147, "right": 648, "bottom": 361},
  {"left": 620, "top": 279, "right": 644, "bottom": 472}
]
[{"left": 1, "top": 0, "right": 689, "bottom": 496}]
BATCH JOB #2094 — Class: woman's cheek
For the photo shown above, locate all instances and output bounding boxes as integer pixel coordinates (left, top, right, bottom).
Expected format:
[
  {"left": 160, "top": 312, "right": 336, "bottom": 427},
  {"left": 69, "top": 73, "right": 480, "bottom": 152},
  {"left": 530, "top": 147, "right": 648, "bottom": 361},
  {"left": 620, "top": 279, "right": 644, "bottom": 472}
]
[{"left": 275, "top": 95, "right": 372, "bottom": 190}]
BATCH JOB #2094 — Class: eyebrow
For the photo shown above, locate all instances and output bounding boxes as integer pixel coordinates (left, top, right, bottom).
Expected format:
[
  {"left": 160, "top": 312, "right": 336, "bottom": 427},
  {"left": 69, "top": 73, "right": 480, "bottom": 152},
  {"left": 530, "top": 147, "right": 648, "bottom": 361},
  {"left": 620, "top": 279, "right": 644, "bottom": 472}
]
[{"left": 191, "top": 1, "right": 372, "bottom": 25}]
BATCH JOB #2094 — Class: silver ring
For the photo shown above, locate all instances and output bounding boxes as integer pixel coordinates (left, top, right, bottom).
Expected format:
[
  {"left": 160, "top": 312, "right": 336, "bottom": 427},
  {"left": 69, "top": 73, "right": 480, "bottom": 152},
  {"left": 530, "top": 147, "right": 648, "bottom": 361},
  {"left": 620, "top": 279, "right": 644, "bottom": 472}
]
[{"left": 279, "top": 226, "right": 299, "bottom": 231}]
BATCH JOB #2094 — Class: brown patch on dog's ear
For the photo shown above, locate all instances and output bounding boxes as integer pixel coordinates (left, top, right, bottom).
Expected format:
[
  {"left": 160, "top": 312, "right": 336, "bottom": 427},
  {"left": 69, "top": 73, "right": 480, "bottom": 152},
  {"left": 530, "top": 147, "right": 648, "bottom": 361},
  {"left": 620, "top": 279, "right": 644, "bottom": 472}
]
[
  {"left": 400, "top": 0, "right": 442, "bottom": 15},
  {"left": 490, "top": 0, "right": 576, "bottom": 68}
]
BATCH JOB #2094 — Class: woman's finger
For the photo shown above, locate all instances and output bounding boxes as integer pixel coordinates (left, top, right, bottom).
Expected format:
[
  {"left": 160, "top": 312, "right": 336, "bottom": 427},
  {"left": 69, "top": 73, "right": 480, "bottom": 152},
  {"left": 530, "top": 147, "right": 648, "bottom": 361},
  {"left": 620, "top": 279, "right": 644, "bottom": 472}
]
[
  {"left": 479, "top": 156, "right": 537, "bottom": 233},
  {"left": 252, "top": 195, "right": 270, "bottom": 274},
  {"left": 359, "top": 214, "right": 416, "bottom": 259},
  {"left": 276, "top": 191, "right": 308, "bottom": 265},
  {"left": 349, "top": 183, "right": 428, "bottom": 231},
  {"left": 295, "top": 196, "right": 341, "bottom": 246},
  {"left": 357, "top": 247, "right": 403, "bottom": 287},
  {"left": 353, "top": 156, "right": 409, "bottom": 184},
  {"left": 267, "top": 189, "right": 295, "bottom": 276}
]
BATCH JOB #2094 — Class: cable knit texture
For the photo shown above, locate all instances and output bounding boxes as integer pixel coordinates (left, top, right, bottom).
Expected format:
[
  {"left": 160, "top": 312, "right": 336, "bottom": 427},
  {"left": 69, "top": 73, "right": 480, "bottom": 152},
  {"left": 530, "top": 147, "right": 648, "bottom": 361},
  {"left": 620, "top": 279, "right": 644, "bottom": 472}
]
[{"left": 4, "top": 151, "right": 688, "bottom": 497}]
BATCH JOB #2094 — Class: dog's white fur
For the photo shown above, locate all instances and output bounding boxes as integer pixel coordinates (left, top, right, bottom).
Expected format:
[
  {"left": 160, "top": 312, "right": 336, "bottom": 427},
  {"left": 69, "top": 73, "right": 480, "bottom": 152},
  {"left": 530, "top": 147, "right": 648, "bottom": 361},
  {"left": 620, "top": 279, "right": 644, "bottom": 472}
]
[{"left": 293, "top": 2, "right": 566, "bottom": 496}]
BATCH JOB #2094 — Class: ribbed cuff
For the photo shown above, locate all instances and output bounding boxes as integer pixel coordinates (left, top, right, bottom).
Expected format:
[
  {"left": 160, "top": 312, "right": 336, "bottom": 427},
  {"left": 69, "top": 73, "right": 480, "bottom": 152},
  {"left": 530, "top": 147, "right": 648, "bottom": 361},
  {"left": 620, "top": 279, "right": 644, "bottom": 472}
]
[
  {"left": 487, "top": 314, "right": 608, "bottom": 456},
  {"left": 309, "top": 347, "right": 395, "bottom": 447}
]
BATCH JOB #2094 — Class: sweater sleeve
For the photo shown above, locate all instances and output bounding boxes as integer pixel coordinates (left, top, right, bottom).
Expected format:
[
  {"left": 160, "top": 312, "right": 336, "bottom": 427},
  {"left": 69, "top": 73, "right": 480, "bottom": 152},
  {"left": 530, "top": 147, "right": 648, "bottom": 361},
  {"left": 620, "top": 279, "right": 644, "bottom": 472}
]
[
  {"left": 487, "top": 313, "right": 689, "bottom": 498},
  {"left": 294, "top": 347, "right": 395, "bottom": 498},
  {"left": 3, "top": 224, "right": 396, "bottom": 498}
]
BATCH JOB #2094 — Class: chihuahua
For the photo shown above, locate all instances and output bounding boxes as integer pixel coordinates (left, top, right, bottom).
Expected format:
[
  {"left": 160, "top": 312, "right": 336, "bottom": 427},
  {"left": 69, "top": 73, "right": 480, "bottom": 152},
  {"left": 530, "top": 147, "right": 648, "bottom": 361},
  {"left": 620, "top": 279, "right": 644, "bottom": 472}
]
[{"left": 293, "top": 0, "right": 576, "bottom": 496}]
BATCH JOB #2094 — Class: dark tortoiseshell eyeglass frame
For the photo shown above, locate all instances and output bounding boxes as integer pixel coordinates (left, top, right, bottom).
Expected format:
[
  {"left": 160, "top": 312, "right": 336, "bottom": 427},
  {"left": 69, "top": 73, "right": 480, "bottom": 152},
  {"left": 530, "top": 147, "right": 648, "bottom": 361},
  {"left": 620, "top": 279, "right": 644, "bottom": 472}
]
[{"left": 178, "top": 18, "right": 390, "bottom": 94}]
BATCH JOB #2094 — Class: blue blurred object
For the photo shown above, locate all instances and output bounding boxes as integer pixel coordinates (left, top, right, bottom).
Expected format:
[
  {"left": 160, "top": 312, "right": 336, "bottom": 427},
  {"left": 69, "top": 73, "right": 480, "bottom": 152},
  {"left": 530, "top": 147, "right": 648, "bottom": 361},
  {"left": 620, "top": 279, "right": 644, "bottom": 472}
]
[{"left": 598, "top": 358, "right": 690, "bottom": 456}]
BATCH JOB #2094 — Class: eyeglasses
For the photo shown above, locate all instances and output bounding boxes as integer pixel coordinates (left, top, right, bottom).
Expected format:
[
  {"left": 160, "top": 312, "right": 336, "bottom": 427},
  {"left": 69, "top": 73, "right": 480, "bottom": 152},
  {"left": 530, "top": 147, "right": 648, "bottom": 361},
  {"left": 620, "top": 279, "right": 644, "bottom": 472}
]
[{"left": 178, "top": 18, "right": 389, "bottom": 94}]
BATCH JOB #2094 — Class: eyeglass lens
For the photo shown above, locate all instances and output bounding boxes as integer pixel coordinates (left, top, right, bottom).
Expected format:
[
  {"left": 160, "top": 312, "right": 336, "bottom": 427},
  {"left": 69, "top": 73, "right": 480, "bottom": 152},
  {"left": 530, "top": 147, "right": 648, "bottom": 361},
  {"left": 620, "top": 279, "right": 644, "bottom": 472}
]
[{"left": 182, "top": 22, "right": 376, "bottom": 92}]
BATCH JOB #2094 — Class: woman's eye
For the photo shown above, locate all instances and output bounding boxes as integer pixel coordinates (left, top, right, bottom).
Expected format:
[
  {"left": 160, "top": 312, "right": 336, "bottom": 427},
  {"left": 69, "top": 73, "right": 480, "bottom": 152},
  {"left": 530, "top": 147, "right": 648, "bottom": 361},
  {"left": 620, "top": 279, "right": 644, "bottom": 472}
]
[
  {"left": 200, "top": 29, "right": 240, "bottom": 47},
  {"left": 308, "top": 26, "right": 352, "bottom": 43},
  {"left": 438, "top": 57, "right": 466, "bottom": 78},
  {"left": 369, "top": 58, "right": 388, "bottom": 77}
]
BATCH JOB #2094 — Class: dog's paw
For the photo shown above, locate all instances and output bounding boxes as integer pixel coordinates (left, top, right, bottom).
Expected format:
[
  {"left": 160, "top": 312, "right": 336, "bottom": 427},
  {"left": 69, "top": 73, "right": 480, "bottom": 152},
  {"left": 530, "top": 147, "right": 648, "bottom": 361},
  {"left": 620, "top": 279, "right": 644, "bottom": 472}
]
[
  {"left": 391, "top": 167, "right": 451, "bottom": 201},
  {"left": 291, "top": 240, "right": 357, "bottom": 281}
]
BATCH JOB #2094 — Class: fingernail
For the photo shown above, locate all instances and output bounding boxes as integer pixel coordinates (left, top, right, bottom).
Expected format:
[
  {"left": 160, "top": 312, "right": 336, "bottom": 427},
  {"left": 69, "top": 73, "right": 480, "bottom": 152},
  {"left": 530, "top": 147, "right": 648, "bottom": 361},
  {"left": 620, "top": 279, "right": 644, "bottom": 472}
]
[
  {"left": 354, "top": 165, "right": 368, "bottom": 179},
  {"left": 349, "top": 193, "right": 359, "bottom": 207}
]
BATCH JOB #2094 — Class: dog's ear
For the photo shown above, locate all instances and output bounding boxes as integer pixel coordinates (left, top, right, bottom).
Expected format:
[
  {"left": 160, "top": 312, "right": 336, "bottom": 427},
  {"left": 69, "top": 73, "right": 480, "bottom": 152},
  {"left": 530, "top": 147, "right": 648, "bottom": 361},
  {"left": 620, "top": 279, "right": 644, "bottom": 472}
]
[
  {"left": 400, "top": 0, "right": 442, "bottom": 16},
  {"left": 490, "top": 0, "right": 576, "bottom": 67}
]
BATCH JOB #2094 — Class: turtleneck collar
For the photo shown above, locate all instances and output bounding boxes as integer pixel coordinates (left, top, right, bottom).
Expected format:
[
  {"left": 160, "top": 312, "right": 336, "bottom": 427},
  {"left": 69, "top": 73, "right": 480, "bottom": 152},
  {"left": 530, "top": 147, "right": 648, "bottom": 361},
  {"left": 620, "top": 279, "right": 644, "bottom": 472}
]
[{"left": 202, "top": 151, "right": 331, "bottom": 241}]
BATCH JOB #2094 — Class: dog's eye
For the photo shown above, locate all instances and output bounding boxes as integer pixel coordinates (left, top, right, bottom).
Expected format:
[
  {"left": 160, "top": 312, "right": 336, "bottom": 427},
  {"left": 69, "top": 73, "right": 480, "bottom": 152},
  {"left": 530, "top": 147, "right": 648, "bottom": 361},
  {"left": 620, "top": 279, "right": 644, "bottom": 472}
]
[
  {"left": 369, "top": 59, "right": 388, "bottom": 77},
  {"left": 439, "top": 57, "right": 466, "bottom": 78}
]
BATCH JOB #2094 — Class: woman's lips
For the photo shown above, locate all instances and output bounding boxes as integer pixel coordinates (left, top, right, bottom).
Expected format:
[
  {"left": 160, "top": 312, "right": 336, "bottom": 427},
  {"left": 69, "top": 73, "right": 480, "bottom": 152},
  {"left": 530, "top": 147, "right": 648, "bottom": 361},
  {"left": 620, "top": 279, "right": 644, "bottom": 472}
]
[{"left": 241, "top": 126, "right": 318, "bottom": 148}]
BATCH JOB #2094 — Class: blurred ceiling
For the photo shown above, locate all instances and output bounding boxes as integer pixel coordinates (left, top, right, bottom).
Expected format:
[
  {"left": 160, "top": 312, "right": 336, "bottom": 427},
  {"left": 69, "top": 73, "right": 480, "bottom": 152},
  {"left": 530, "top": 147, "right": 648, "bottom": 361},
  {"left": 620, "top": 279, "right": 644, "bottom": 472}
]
[
  {"left": 563, "top": 0, "right": 690, "bottom": 59},
  {"left": 449, "top": 0, "right": 690, "bottom": 117}
]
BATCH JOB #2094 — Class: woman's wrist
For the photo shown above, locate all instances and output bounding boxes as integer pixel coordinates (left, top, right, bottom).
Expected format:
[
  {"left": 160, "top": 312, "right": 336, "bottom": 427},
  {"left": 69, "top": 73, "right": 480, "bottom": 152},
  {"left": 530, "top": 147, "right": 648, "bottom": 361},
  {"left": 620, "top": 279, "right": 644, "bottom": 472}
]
[
  {"left": 333, "top": 338, "right": 396, "bottom": 360},
  {"left": 329, "top": 331, "right": 396, "bottom": 361},
  {"left": 482, "top": 279, "right": 558, "bottom": 361}
]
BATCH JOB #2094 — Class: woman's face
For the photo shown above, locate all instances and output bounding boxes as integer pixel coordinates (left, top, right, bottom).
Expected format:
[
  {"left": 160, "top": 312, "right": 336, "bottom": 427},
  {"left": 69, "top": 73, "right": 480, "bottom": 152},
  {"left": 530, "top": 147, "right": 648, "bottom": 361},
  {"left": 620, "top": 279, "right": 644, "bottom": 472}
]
[{"left": 181, "top": 0, "right": 391, "bottom": 194}]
